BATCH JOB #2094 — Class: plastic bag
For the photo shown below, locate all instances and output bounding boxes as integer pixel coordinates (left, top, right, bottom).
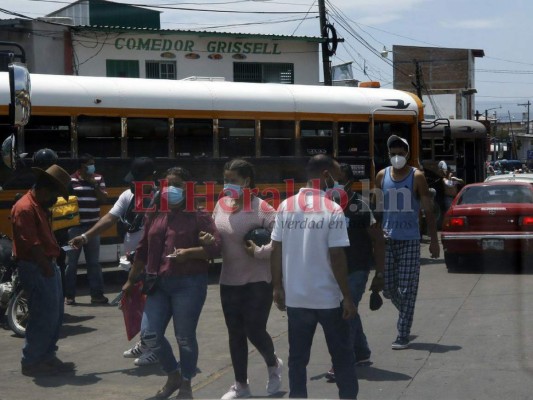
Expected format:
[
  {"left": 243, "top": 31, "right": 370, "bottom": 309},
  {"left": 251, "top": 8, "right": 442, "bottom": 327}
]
[{"left": 120, "top": 282, "right": 146, "bottom": 341}]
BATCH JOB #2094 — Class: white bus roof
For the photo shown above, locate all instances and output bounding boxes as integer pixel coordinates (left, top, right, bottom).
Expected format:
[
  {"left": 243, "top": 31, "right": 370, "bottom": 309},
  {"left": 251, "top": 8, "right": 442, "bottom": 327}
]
[{"left": 0, "top": 72, "right": 422, "bottom": 119}]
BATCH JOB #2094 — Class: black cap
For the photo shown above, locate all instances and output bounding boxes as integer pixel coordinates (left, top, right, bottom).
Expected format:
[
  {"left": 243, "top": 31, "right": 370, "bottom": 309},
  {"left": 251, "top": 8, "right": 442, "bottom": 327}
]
[
  {"left": 124, "top": 157, "right": 156, "bottom": 182},
  {"left": 369, "top": 291, "right": 383, "bottom": 311}
]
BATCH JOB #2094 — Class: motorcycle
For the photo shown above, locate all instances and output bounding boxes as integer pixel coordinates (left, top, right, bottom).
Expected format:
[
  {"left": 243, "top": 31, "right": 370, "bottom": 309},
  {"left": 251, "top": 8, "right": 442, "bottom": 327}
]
[{"left": 0, "top": 234, "right": 28, "bottom": 337}]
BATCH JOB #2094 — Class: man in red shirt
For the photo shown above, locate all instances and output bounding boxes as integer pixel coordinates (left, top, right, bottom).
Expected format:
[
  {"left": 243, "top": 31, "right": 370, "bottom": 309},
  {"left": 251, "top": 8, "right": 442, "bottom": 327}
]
[{"left": 11, "top": 165, "right": 76, "bottom": 376}]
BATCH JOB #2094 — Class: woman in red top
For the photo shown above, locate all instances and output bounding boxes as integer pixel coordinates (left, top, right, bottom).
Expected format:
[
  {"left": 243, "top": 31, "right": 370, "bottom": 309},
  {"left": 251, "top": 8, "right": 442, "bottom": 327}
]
[{"left": 123, "top": 167, "right": 221, "bottom": 399}]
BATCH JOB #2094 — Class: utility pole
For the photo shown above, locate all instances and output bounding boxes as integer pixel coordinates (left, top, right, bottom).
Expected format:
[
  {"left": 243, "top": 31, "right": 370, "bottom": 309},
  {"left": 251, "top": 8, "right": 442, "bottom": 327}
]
[
  {"left": 413, "top": 59, "right": 423, "bottom": 99},
  {"left": 518, "top": 100, "right": 531, "bottom": 135},
  {"left": 318, "top": 0, "right": 332, "bottom": 86}
]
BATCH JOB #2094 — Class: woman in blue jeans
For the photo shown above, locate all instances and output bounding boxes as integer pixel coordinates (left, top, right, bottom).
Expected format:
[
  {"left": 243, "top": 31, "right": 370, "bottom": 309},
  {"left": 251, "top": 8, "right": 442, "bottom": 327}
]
[{"left": 123, "top": 167, "right": 221, "bottom": 399}]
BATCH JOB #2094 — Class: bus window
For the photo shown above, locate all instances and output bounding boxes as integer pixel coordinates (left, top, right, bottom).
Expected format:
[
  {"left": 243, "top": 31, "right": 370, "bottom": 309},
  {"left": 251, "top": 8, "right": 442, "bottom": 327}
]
[
  {"left": 300, "top": 121, "right": 333, "bottom": 156},
  {"left": 422, "top": 138, "right": 433, "bottom": 162},
  {"left": 219, "top": 119, "right": 255, "bottom": 158},
  {"left": 261, "top": 120, "right": 294, "bottom": 156},
  {"left": 78, "top": 116, "right": 122, "bottom": 157},
  {"left": 127, "top": 118, "right": 168, "bottom": 158},
  {"left": 23, "top": 116, "right": 71, "bottom": 157},
  {"left": 338, "top": 122, "right": 369, "bottom": 157},
  {"left": 434, "top": 138, "right": 454, "bottom": 160},
  {"left": 175, "top": 119, "right": 213, "bottom": 158}
]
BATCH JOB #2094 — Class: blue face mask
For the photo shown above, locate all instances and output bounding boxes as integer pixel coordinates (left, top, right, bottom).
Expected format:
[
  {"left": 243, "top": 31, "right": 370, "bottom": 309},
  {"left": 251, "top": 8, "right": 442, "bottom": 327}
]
[
  {"left": 223, "top": 183, "right": 243, "bottom": 198},
  {"left": 166, "top": 186, "right": 184, "bottom": 206},
  {"left": 86, "top": 165, "right": 95, "bottom": 175}
]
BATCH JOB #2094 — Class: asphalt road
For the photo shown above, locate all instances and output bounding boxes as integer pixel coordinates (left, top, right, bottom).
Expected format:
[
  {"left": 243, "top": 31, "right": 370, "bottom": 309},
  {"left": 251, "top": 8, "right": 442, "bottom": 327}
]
[{"left": 1, "top": 240, "right": 533, "bottom": 400}]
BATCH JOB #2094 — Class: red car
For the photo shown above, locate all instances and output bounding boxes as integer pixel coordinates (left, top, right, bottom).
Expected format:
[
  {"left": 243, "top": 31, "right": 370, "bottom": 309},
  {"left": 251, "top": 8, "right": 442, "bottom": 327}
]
[{"left": 441, "top": 181, "right": 533, "bottom": 271}]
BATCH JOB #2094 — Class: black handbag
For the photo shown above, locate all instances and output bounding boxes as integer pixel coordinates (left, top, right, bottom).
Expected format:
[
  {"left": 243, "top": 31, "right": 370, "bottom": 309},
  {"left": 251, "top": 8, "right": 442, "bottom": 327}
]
[{"left": 142, "top": 273, "right": 159, "bottom": 296}]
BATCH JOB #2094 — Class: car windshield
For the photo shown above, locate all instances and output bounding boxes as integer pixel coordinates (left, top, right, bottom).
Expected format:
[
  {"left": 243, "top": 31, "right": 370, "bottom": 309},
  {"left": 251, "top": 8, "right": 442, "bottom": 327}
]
[{"left": 457, "top": 185, "right": 533, "bottom": 205}]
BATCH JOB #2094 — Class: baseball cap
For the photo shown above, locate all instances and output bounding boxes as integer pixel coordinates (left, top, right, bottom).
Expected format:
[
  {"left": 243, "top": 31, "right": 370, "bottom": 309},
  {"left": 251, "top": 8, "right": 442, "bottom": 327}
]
[
  {"left": 124, "top": 157, "right": 156, "bottom": 182},
  {"left": 387, "top": 135, "right": 410, "bottom": 152},
  {"left": 438, "top": 160, "right": 448, "bottom": 171}
]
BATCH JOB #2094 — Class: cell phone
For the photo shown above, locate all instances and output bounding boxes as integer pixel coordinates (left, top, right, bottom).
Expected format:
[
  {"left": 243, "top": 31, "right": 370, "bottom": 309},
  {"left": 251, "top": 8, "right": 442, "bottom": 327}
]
[
  {"left": 62, "top": 245, "right": 75, "bottom": 251},
  {"left": 166, "top": 254, "right": 176, "bottom": 258}
]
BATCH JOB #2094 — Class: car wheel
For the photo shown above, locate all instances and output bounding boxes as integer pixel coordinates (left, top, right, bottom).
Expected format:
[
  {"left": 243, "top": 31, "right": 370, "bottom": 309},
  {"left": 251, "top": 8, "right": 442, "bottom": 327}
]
[{"left": 444, "top": 252, "right": 461, "bottom": 272}]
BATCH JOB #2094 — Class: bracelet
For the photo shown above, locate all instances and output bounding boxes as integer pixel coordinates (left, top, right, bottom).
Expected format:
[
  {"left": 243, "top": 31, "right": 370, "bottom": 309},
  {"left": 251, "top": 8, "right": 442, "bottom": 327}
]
[{"left": 81, "top": 233, "right": 88, "bottom": 244}]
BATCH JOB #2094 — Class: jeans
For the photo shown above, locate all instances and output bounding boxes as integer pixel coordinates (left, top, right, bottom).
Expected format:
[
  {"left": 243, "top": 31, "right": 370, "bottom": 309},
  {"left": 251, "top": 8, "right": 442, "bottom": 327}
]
[
  {"left": 348, "top": 271, "right": 371, "bottom": 361},
  {"left": 287, "top": 307, "right": 358, "bottom": 399},
  {"left": 220, "top": 282, "right": 277, "bottom": 383},
  {"left": 141, "top": 273, "right": 208, "bottom": 379},
  {"left": 17, "top": 260, "right": 63, "bottom": 366},
  {"left": 65, "top": 225, "right": 104, "bottom": 297}
]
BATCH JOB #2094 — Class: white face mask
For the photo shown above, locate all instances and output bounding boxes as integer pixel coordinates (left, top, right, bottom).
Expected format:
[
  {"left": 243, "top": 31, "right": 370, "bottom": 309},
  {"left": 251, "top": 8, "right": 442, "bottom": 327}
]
[{"left": 390, "top": 155, "right": 407, "bottom": 169}]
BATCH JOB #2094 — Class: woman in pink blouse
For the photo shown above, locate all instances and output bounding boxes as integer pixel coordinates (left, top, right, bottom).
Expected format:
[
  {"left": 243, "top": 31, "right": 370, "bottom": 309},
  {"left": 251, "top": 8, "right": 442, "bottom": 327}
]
[
  {"left": 213, "top": 159, "right": 283, "bottom": 399},
  {"left": 123, "top": 167, "right": 221, "bottom": 400}
]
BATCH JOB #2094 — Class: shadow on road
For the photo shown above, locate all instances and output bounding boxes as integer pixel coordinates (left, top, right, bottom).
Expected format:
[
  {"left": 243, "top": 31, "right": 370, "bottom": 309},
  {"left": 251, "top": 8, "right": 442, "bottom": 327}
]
[
  {"left": 59, "top": 324, "right": 97, "bottom": 338},
  {"left": 409, "top": 342, "right": 462, "bottom": 353}
]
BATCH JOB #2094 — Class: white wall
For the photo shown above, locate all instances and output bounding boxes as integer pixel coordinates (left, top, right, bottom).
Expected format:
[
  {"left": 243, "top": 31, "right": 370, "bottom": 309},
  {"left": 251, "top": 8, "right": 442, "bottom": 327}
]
[{"left": 73, "top": 31, "right": 320, "bottom": 84}]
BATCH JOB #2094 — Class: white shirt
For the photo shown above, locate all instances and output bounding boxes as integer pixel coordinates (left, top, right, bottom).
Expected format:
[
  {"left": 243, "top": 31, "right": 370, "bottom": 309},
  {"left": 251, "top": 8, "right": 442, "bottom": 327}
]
[
  {"left": 109, "top": 189, "right": 144, "bottom": 253},
  {"left": 271, "top": 188, "right": 350, "bottom": 309}
]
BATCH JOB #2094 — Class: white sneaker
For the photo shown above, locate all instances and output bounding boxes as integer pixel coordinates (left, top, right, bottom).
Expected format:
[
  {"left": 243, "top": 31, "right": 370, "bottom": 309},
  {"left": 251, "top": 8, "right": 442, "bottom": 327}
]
[
  {"left": 266, "top": 357, "right": 283, "bottom": 394},
  {"left": 221, "top": 382, "right": 251, "bottom": 399},
  {"left": 134, "top": 350, "right": 159, "bottom": 366},
  {"left": 123, "top": 341, "right": 147, "bottom": 358}
]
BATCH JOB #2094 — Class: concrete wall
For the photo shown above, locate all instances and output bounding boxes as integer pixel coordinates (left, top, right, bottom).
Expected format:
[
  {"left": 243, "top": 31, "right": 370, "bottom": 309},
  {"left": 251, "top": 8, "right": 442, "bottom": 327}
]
[
  {"left": 392, "top": 45, "right": 481, "bottom": 119},
  {"left": 0, "top": 20, "right": 68, "bottom": 74}
]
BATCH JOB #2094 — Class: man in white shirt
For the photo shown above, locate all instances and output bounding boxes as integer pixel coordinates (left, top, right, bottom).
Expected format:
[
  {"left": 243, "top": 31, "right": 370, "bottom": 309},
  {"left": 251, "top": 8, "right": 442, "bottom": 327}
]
[
  {"left": 271, "top": 155, "right": 358, "bottom": 399},
  {"left": 69, "top": 157, "right": 158, "bottom": 366}
]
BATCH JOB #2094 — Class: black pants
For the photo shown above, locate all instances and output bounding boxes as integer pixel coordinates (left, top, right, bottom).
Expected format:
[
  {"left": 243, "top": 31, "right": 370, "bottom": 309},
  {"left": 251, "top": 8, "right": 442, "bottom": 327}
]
[{"left": 220, "top": 281, "right": 277, "bottom": 383}]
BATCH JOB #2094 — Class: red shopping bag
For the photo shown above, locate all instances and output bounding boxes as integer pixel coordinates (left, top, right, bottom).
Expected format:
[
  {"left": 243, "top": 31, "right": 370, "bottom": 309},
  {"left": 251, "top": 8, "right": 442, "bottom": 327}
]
[{"left": 120, "top": 282, "right": 146, "bottom": 341}]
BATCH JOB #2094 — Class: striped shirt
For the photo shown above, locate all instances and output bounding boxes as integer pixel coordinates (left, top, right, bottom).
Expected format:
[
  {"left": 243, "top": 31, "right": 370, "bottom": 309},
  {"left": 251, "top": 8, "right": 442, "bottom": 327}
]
[{"left": 70, "top": 171, "right": 107, "bottom": 225}]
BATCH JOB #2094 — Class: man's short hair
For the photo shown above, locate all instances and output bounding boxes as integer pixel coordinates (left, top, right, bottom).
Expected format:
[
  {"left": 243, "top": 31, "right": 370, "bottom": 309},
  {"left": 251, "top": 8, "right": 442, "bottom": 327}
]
[
  {"left": 78, "top": 153, "right": 94, "bottom": 169},
  {"left": 306, "top": 155, "right": 336, "bottom": 179},
  {"left": 339, "top": 163, "right": 355, "bottom": 181}
]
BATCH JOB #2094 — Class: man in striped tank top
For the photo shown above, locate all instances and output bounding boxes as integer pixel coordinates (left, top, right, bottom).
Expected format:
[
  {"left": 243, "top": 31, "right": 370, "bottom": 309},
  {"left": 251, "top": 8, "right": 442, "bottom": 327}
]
[
  {"left": 65, "top": 154, "right": 109, "bottom": 305},
  {"left": 375, "top": 135, "right": 440, "bottom": 350}
]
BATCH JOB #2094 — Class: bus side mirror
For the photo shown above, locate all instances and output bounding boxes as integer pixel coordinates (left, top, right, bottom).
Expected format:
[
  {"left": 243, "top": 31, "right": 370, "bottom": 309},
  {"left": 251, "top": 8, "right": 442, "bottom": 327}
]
[{"left": 8, "top": 62, "right": 31, "bottom": 128}]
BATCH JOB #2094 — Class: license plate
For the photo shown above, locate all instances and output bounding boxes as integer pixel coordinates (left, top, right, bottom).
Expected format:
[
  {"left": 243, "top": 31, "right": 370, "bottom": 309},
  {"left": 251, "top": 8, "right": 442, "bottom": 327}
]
[{"left": 482, "top": 239, "right": 504, "bottom": 250}]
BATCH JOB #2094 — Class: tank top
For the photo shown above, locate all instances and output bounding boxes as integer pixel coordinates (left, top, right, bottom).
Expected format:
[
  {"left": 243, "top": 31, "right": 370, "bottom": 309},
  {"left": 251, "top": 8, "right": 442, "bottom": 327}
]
[{"left": 382, "top": 167, "right": 420, "bottom": 240}]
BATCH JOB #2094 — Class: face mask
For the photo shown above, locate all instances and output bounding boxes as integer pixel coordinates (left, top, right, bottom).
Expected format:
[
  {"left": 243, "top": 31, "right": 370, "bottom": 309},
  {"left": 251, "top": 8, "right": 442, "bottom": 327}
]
[
  {"left": 224, "top": 183, "right": 243, "bottom": 198},
  {"left": 86, "top": 165, "right": 95, "bottom": 175},
  {"left": 165, "top": 186, "right": 184, "bottom": 206},
  {"left": 390, "top": 155, "right": 407, "bottom": 169}
]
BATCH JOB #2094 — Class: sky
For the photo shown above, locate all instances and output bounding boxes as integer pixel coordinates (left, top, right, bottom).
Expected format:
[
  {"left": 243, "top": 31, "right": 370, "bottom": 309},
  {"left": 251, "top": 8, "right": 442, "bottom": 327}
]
[{"left": 2, "top": 0, "right": 533, "bottom": 119}]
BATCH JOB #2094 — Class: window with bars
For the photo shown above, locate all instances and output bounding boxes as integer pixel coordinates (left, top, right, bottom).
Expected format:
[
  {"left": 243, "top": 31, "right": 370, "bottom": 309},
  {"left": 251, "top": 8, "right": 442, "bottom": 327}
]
[
  {"left": 233, "top": 62, "right": 294, "bottom": 84},
  {"left": 146, "top": 61, "right": 177, "bottom": 79}
]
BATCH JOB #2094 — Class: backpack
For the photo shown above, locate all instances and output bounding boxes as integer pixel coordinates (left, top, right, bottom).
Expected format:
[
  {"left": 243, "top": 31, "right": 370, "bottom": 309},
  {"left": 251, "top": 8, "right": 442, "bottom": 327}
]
[
  {"left": 50, "top": 196, "right": 80, "bottom": 232},
  {"left": 116, "top": 194, "right": 152, "bottom": 240}
]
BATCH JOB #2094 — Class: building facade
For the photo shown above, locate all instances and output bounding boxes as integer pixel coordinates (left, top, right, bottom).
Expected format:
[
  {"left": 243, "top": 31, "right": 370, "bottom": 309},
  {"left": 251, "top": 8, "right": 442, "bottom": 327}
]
[
  {"left": 1, "top": 0, "right": 321, "bottom": 84},
  {"left": 70, "top": 27, "right": 320, "bottom": 83},
  {"left": 392, "top": 45, "right": 484, "bottom": 120}
]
